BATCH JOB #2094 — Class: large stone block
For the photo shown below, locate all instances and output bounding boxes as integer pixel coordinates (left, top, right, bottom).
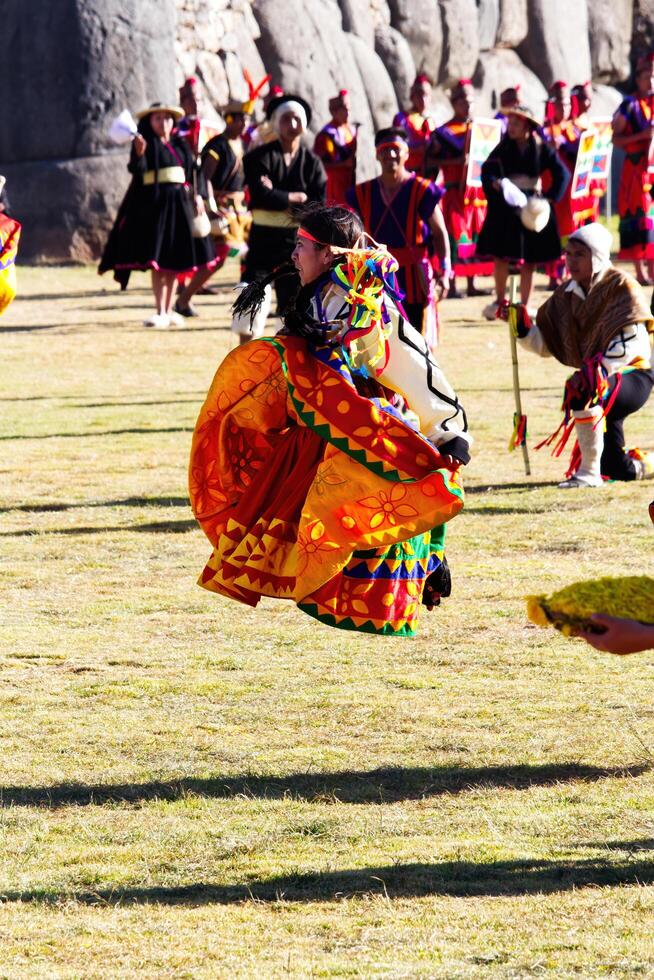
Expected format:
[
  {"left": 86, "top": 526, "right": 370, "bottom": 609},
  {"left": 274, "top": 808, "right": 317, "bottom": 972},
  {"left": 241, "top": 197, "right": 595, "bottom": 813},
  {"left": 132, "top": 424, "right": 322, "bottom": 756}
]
[
  {"left": 253, "top": 0, "right": 365, "bottom": 133},
  {"left": 590, "top": 83, "right": 623, "bottom": 118},
  {"left": 517, "top": 0, "right": 591, "bottom": 89},
  {"left": 374, "top": 25, "right": 417, "bottom": 104},
  {"left": 632, "top": 0, "right": 654, "bottom": 59},
  {"left": 348, "top": 35, "right": 397, "bottom": 130},
  {"left": 388, "top": 0, "right": 443, "bottom": 82},
  {"left": 338, "top": 0, "right": 376, "bottom": 47},
  {"left": 496, "top": 0, "right": 528, "bottom": 48},
  {"left": 0, "top": 0, "right": 177, "bottom": 165},
  {"left": 473, "top": 48, "right": 548, "bottom": 120},
  {"left": 439, "top": 0, "right": 480, "bottom": 86},
  {"left": 589, "top": 0, "right": 632, "bottom": 83},
  {"left": 477, "top": 0, "right": 500, "bottom": 51},
  {"left": 2, "top": 154, "right": 131, "bottom": 263},
  {"left": 347, "top": 34, "right": 399, "bottom": 179}
]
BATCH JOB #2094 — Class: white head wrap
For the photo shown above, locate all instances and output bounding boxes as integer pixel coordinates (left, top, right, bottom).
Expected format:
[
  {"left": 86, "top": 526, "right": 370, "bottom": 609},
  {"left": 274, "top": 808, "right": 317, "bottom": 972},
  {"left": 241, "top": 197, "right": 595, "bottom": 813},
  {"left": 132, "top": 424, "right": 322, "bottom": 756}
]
[
  {"left": 568, "top": 223, "right": 613, "bottom": 275},
  {"left": 270, "top": 99, "right": 308, "bottom": 134}
]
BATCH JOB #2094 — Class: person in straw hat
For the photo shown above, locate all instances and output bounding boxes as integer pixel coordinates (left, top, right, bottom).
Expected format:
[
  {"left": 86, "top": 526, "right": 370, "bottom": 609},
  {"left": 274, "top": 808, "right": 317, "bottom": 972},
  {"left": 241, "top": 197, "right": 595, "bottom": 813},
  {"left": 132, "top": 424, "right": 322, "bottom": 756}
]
[
  {"left": 99, "top": 102, "right": 217, "bottom": 328},
  {"left": 476, "top": 103, "right": 569, "bottom": 319},
  {"left": 503, "top": 222, "right": 654, "bottom": 487},
  {"left": 189, "top": 203, "right": 470, "bottom": 636}
]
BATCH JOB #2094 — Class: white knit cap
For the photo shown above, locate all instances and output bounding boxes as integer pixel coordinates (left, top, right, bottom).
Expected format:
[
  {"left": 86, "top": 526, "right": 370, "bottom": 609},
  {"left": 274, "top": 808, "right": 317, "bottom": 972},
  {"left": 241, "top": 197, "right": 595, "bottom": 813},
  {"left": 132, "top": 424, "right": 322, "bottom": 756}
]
[
  {"left": 270, "top": 99, "right": 308, "bottom": 134},
  {"left": 568, "top": 223, "right": 613, "bottom": 274}
]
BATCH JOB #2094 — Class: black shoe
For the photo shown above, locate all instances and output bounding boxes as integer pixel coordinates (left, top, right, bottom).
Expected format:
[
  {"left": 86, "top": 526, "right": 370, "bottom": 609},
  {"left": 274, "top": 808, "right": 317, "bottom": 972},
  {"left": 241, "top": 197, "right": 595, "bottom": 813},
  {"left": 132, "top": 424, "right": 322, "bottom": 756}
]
[
  {"left": 198, "top": 284, "right": 220, "bottom": 295},
  {"left": 174, "top": 300, "right": 199, "bottom": 318}
]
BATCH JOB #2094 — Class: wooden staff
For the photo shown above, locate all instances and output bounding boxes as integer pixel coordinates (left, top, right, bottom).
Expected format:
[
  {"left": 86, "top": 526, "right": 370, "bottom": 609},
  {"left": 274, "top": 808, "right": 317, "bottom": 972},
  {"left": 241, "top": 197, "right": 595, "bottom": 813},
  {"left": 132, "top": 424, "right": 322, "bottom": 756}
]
[{"left": 507, "top": 272, "right": 531, "bottom": 475}]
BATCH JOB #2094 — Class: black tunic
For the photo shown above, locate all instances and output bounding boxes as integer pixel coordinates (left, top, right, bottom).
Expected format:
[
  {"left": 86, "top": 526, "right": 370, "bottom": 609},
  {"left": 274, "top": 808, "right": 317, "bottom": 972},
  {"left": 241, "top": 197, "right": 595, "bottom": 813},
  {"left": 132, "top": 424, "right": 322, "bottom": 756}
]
[
  {"left": 476, "top": 135, "right": 569, "bottom": 263},
  {"left": 201, "top": 135, "right": 245, "bottom": 193},
  {"left": 99, "top": 136, "right": 215, "bottom": 288},
  {"left": 242, "top": 141, "right": 327, "bottom": 309}
]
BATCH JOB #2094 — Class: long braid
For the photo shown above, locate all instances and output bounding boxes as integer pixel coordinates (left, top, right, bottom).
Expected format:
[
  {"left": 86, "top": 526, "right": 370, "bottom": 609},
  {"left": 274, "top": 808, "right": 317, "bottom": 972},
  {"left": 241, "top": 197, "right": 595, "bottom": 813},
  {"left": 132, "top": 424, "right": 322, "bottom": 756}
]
[{"left": 231, "top": 262, "right": 296, "bottom": 326}]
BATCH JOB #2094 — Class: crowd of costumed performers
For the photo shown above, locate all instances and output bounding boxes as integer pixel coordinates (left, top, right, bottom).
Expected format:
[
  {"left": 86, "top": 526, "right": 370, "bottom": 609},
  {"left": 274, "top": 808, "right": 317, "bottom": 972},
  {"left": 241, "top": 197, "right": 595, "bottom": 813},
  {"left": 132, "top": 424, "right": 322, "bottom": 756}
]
[
  {"left": 0, "top": 176, "right": 21, "bottom": 319},
  {"left": 425, "top": 79, "right": 493, "bottom": 299},
  {"left": 347, "top": 128, "right": 450, "bottom": 349},
  {"left": 189, "top": 204, "right": 470, "bottom": 637},
  {"left": 499, "top": 223, "right": 654, "bottom": 486},
  {"left": 612, "top": 52, "right": 654, "bottom": 286}
]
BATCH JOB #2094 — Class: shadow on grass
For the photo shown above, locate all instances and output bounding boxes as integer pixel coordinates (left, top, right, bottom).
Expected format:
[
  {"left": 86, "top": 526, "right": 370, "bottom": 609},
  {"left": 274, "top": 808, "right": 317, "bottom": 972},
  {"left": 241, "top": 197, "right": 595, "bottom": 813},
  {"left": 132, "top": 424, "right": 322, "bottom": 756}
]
[
  {"left": 463, "top": 505, "right": 553, "bottom": 515},
  {"left": 76, "top": 399, "right": 201, "bottom": 408},
  {"left": 0, "top": 392, "right": 204, "bottom": 403},
  {"left": 0, "top": 519, "right": 197, "bottom": 537},
  {"left": 15, "top": 291, "right": 149, "bottom": 302},
  {"left": 0, "top": 495, "right": 189, "bottom": 514},
  {"left": 0, "top": 762, "right": 648, "bottom": 809},
  {"left": 0, "top": 324, "right": 65, "bottom": 333},
  {"left": 0, "top": 426, "right": 192, "bottom": 441},
  {"left": 576, "top": 838, "right": 654, "bottom": 852},
  {"left": 465, "top": 481, "right": 555, "bottom": 494},
  {"left": 4, "top": 856, "right": 654, "bottom": 905}
]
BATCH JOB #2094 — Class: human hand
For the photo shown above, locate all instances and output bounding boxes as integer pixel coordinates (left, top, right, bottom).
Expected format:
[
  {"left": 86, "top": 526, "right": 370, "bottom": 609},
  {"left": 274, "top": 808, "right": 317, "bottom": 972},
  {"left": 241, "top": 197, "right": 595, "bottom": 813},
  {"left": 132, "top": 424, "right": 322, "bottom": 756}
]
[
  {"left": 194, "top": 195, "right": 205, "bottom": 216},
  {"left": 438, "top": 453, "right": 460, "bottom": 471},
  {"left": 578, "top": 614, "right": 654, "bottom": 654},
  {"left": 133, "top": 133, "right": 147, "bottom": 157},
  {"left": 436, "top": 275, "right": 449, "bottom": 298},
  {"left": 288, "top": 191, "right": 308, "bottom": 204},
  {"left": 260, "top": 174, "right": 273, "bottom": 190}
]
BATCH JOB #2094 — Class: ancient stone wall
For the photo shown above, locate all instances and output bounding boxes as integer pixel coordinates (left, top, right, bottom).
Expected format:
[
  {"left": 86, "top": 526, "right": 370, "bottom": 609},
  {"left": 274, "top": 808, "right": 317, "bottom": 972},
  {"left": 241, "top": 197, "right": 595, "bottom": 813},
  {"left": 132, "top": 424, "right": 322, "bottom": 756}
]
[{"left": 1, "top": 0, "right": 649, "bottom": 260}]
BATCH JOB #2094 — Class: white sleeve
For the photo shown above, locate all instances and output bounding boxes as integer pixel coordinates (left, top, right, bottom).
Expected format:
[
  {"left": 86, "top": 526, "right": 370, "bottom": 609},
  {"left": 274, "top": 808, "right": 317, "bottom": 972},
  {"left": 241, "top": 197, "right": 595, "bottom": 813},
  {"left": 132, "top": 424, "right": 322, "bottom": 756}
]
[
  {"left": 321, "top": 289, "right": 471, "bottom": 458},
  {"left": 366, "top": 308, "right": 471, "bottom": 456},
  {"left": 601, "top": 323, "right": 652, "bottom": 375},
  {"left": 518, "top": 321, "right": 553, "bottom": 357}
]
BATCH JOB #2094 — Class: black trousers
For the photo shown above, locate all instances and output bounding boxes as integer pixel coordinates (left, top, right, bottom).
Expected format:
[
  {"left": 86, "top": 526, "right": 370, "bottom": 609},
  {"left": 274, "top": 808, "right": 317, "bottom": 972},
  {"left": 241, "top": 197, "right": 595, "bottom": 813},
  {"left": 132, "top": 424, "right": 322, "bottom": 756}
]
[
  {"left": 402, "top": 301, "right": 426, "bottom": 334},
  {"left": 242, "top": 224, "right": 299, "bottom": 314},
  {"left": 601, "top": 369, "right": 653, "bottom": 480}
]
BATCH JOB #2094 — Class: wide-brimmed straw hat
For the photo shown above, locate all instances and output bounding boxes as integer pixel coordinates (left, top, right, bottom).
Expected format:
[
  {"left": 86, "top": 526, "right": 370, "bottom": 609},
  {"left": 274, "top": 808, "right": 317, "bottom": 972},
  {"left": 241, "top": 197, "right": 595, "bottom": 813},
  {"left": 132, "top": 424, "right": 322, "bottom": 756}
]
[
  {"left": 505, "top": 104, "right": 541, "bottom": 129},
  {"left": 136, "top": 102, "right": 184, "bottom": 122},
  {"left": 222, "top": 99, "right": 250, "bottom": 117},
  {"left": 520, "top": 195, "right": 551, "bottom": 233}
]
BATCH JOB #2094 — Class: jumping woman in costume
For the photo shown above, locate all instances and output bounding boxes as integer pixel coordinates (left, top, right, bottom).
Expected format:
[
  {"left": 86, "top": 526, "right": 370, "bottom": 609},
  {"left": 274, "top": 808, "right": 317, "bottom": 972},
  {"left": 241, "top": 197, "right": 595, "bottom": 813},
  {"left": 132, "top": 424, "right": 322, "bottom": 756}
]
[{"left": 189, "top": 204, "right": 470, "bottom": 636}]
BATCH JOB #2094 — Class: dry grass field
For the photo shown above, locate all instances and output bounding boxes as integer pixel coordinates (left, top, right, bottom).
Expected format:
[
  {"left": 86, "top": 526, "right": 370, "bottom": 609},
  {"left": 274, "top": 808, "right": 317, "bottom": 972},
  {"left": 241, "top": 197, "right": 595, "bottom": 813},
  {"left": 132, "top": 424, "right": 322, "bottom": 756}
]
[{"left": 0, "top": 260, "right": 653, "bottom": 977}]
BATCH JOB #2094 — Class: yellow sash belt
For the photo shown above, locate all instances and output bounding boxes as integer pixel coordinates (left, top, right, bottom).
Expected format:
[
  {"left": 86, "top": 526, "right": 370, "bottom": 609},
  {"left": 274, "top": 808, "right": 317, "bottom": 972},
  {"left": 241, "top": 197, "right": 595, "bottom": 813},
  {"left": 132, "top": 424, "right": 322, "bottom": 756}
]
[
  {"left": 251, "top": 209, "right": 298, "bottom": 228},
  {"left": 143, "top": 166, "right": 186, "bottom": 185}
]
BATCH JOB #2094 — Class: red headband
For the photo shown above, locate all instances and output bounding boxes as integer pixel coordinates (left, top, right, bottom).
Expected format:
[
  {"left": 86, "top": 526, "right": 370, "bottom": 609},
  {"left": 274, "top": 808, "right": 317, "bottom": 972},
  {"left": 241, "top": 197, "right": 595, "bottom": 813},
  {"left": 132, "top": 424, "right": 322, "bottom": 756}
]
[
  {"left": 297, "top": 227, "right": 328, "bottom": 246},
  {"left": 376, "top": 139, "right": 406, "bottom": 152}
]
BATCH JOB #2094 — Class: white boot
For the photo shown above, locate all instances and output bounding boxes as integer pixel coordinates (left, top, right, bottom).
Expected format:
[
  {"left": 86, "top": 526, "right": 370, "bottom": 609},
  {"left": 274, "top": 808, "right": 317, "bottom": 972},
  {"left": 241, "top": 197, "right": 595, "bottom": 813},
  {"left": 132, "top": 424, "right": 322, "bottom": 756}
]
[
  {"left": 230, "top": 282, "right": 272, "bottom": 342},
  {"left": 558, "top": 406, "right": 604, "bottom": 488}
]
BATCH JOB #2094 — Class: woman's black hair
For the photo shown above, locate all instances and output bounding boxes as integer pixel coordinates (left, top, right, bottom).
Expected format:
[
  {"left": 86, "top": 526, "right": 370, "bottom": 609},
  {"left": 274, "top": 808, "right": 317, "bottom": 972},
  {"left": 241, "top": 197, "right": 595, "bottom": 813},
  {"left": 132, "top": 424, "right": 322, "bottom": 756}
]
[
  {"left": 291, "top": 201, "right": 364, "bottom": 249},
  {"left": 232, "top": 203, "right": 365, "bottom": 327},
  {"left": 136, "top": 113, "right": 164, "bottom": 195}
]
